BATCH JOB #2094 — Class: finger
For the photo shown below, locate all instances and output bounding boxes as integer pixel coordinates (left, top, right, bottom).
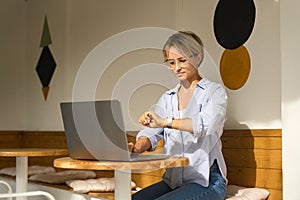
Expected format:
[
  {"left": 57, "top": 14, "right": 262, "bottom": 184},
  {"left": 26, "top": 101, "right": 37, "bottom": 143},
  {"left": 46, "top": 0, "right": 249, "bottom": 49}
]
[
  {"left": 145, "top": 112, "right": 152, "bottom": 119},
  {"left": 139, "top": 118, "right": 148, "bottom": 126},
  {"left": 139, "top": 112, "right": 148, "bottom": 122},
  {"left": 145, "top": 112, "right": 152, "bottom": 123},
  {"left": 128, "top": 142, "right": 134, "bottom": 152},
  {"left": 145, "top": 118, "right": 151, "bottom": 124},
  {"left": 132, "top": 147, "right": 141, "bottom": 153},
  {"left": 139, "top": 116, "right": 146, "bottom": 124},
  {"left": 139, "top": 113, "right": 149, "bottom": 124}
]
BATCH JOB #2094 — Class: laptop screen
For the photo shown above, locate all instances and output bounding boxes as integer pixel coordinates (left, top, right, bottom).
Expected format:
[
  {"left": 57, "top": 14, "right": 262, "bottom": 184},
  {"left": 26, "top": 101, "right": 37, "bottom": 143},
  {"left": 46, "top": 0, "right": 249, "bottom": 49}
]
[{"left": 60, "top": 100, "right": 131, "bottom": 161}]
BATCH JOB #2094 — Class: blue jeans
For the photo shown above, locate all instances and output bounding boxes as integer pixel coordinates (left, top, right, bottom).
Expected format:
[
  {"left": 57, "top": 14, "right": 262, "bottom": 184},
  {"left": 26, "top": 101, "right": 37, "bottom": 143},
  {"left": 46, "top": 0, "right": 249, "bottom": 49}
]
[{"left": 132, "top": 160, "right": 226, "bottom": 200}]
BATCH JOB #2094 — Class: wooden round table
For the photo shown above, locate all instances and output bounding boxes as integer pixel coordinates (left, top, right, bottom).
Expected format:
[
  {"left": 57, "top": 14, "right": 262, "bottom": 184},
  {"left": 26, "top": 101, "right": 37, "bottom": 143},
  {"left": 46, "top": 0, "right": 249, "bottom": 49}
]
[
  {"left": 0, "top": 148, "right": 68, "bottom": 200},
  {"left": 54, "top": 156, "right": 189, "bottom": 200}
]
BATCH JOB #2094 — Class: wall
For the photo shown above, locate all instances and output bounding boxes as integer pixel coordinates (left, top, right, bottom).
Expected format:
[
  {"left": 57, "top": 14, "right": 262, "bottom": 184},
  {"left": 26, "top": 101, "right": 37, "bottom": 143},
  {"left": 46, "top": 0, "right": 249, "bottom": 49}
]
[
  {"left": 0, "top": 0, "right": 26, "bottom": 130},
  {"left": 182, "top": 0, "right": 281, "bottom": 129},
  {"left": 25, "top": 0, "right": 68, "bottom": 130},
  {"left": 280, "top": 0, "right": 300, "bottom": 199},
  {"left": 65, "top": 0, "right": 181, "bottom": 131},
  {"left": 10, "top": 0, "right": 280, "bottom": 131},
  {"left": 4, "top": 0, "right": 300, "bottom": 198},
  {"left": 22, "top": 0, "right": 181, "bottom": 130}
]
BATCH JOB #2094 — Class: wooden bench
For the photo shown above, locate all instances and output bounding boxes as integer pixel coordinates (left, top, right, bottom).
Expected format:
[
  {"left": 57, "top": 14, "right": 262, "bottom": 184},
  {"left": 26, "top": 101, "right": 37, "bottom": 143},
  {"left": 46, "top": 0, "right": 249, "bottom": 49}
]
[
  {"left": 0, "top": 131, "right": 68, "bottom": 169},
  {"left": 127, "top": 129, "right": 282, "bottom": 200},
  {"left": 0, "top": 130, "right": 282, "bottom": 200},
  {"left": 222, "top": 129, "right": 282, "bottom": 200}
]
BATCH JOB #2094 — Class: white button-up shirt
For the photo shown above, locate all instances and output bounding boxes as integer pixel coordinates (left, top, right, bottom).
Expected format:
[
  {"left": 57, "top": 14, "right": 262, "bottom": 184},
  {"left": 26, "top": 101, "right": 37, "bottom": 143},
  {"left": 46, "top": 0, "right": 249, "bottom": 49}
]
[{"left": 136, "top": 78, "right": 228, "bottom": 188}]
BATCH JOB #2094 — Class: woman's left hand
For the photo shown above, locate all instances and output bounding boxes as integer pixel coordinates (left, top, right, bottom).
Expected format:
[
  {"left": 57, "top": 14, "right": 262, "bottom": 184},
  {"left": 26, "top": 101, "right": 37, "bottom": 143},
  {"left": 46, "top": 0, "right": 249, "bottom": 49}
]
[{"left": 139, "top": 111, "right": 165, "bottom": 128}]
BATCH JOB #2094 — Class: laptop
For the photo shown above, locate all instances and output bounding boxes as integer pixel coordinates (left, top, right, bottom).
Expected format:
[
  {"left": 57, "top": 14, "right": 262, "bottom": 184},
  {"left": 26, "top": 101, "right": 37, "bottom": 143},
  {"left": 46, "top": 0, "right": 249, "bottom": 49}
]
[{"left": 60, "top": 100, "right": 170, "bottom": 162}]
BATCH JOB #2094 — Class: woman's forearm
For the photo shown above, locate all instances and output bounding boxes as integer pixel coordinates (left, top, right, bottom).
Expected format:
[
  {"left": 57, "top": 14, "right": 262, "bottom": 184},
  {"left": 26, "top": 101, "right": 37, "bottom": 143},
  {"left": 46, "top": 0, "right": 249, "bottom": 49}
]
[{"left": 166, "top": 118, "right": 193, "bottom": 132}]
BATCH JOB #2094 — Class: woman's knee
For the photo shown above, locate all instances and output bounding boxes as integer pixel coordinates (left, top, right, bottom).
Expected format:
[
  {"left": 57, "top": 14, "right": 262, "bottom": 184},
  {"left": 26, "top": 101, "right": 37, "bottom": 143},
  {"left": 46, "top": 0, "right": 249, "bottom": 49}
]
[{"left": 132, "top": 181, "right": 171, "bottom": 200}]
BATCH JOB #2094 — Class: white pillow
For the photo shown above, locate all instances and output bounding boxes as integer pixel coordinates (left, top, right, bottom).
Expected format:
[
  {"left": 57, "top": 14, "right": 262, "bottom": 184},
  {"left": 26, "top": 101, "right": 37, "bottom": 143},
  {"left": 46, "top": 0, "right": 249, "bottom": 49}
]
[
  {"left": 226, "top": 185, "right": 269, "bottom": 200},
  {"left": 0, "top": 165, "right": 55, "bottom": 177},
  {"left": 66, "top": 177, "right": 136, "bottom": 193},
  {"left": 29, "top": 170, "right": 96, "bottom": 184}
]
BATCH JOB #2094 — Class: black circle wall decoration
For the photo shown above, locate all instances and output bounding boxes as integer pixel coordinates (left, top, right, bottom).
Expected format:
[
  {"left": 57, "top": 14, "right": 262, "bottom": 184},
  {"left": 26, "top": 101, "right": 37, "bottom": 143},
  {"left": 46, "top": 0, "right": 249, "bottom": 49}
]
[{"left": 213, "top": 0, "right": 256, "bottom": 50}]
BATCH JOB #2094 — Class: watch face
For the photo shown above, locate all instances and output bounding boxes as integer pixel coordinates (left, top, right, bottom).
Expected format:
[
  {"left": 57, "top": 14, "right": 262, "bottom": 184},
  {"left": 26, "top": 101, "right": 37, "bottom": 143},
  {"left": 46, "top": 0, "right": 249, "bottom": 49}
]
[{"left": 167, "top": 118, "right": 173, "bottom": 128}]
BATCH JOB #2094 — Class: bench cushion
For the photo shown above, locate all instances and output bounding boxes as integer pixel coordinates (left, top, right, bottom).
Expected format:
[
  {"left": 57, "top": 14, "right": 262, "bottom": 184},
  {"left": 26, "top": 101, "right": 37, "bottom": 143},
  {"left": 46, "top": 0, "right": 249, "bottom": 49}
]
[
  {"left": 28, "top": 170, "right": 96, "bottom": 184},
  {"left": 0, "top": 165, "right": 55, "bottom": 177},
  {"left": 226, "top": 185, "right": 269, "bottom": 200},
  {"left": 66, "top": 178, "right": 136, "bottom": 193}
]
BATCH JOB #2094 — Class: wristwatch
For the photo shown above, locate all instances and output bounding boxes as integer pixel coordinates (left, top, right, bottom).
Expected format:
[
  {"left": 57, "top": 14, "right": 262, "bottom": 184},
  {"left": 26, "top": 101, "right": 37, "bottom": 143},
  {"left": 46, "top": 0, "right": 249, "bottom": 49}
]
[{"left": 166, "top": 117, "right": 173, "bottom": 128}]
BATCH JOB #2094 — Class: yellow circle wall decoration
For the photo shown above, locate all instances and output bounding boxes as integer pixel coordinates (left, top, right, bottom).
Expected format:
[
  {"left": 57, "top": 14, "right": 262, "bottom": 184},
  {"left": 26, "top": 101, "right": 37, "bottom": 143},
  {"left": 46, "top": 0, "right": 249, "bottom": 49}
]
[{"left": 220, "top": 45, "right": 251, "bottom": 90}]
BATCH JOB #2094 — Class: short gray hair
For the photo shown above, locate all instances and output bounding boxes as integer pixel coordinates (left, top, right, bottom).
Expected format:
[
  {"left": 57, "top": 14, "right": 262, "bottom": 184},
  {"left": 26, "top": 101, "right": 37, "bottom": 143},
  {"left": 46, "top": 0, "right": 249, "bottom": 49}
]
[{"left": 163, "top": 31, "right": 204, "bottom": 66}]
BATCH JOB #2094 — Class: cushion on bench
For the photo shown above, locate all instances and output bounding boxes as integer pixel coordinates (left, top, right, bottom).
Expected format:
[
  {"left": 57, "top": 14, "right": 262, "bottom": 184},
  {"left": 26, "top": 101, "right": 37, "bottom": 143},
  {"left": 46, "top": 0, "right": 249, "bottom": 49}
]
[
  {"left": 66, "top": 178, "right": 136, "bottom": 193},
  {"left": 0, "top": 165, "right": 55, "bottom": 177},
  {"left": 28, "top": 170, "right": 96, "bottom": 184},
  {"left": 226, "top": 185, "right": 269, "bottom": 200}
]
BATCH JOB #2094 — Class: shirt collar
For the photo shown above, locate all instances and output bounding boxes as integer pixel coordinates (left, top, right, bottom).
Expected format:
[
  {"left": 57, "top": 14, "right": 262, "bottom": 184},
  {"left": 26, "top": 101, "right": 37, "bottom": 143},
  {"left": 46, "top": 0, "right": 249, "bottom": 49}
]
[
  {"left": 165, "top": 77, "right": 209, "bottom": 95},
  {"left": 197, "top": 77, "right": 209, "bottom": 90}
]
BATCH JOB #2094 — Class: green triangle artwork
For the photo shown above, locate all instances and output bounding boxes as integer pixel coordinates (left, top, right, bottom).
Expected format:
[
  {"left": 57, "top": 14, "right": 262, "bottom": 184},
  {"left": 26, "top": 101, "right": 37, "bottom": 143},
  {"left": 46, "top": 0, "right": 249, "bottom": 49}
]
[{"left": 35, "top": 16, "right": 56, "bottom": 100}]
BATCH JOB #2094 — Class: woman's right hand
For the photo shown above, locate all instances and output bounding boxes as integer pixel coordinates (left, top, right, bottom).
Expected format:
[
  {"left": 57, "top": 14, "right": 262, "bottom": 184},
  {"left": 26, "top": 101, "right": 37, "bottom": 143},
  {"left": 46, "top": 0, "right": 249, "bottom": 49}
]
[
  {"left": 139, "top": 111, "right": 164, "bottom": 128},
  {"left": 128, "top": 137, "right": 151, "bottom": 153},
  {"left": 128, "top": 142, "right": 141, "bottom": 153}
]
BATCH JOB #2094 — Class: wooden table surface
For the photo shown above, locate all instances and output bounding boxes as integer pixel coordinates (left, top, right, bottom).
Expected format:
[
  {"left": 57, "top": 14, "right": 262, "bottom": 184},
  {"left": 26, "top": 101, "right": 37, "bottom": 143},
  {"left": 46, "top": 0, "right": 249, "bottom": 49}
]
[
  {"left": 0, "top": 148, "right": 68, "bottom": 200},
  {"left": 0, "top": 148, "right": 68, "bottom": 157},
  {"left": 54, "top": 156, "right": 189, "bottom": 171},
  {"left": 54, "top": 156, "right": 189, "bottom": 200}
]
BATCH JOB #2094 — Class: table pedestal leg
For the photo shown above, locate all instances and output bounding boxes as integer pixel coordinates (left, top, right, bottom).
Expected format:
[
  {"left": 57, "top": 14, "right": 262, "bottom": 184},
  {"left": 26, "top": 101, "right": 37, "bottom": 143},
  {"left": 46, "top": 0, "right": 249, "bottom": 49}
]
[
  {"left": 114, "top": 170, "right": 131, "bottom": 200},
  {"left": 16, "top": 156, "right": 28, "bottom": 200}
]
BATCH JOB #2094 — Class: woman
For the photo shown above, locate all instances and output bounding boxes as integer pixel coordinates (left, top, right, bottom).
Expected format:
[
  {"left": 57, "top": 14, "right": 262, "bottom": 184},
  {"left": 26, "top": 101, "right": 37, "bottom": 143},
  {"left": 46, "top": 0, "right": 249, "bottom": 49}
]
[{"left": 129, "top": 31, "right": 228, "bottom": 200}]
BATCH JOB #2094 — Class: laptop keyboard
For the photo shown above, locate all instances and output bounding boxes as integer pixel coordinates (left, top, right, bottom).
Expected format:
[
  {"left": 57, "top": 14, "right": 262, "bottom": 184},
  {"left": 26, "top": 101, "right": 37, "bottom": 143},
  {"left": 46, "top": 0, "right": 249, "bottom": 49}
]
[{"left": 130, "top": 153, "right": 170, "bottom": 161}]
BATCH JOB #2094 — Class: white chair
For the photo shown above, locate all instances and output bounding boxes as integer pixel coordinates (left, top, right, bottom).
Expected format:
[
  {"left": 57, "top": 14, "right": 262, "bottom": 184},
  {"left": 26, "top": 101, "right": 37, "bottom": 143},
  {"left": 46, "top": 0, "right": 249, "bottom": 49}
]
[
  {"left": 0, "top": 181, "right": 12, "bottom": 200},
  {"left": 0, "top": 180, "right": 55, "bottom": 200}
]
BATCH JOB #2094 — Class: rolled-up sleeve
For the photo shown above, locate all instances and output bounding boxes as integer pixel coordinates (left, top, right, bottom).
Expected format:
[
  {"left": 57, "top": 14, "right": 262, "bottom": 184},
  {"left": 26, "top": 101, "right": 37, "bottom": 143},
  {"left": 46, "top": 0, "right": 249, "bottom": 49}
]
[
  {"left": 192, "top": 84, "right": 227, "bottom": 141},
  {"left": 136, "top": 127, "right": 164, "bottom": 151}
]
